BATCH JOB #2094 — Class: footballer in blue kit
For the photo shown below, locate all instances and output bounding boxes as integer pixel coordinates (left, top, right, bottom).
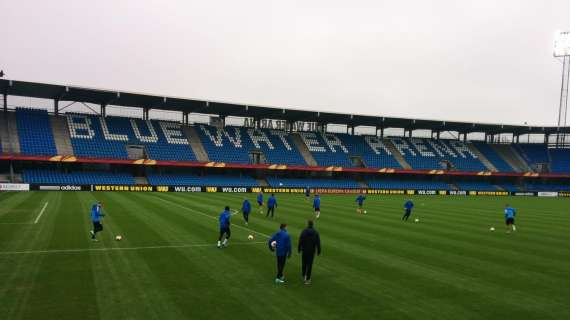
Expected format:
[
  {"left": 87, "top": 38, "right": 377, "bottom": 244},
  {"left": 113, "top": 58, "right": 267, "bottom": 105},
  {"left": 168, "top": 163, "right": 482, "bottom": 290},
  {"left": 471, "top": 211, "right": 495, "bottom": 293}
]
[
  {"left": 218, "top": 206, "right": 232, "bottom": 248},
  {"left": 356, "top": 194, "right": 366, "bottom": 214},
  {"left": 257, "top": 192, "right": 264, "bottom": 213},
  {"left": 504, "top": 204, "right": 517, "bottom": 233},
  {"left": 313, "top": 194, "right": 321, "bottom": 219}
]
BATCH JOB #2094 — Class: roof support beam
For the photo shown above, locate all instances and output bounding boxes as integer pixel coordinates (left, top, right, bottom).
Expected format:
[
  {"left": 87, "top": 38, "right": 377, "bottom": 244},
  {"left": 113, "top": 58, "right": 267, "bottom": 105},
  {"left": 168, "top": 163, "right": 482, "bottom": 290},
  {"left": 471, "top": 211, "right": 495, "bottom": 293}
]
[
  {"left": 3, "top": 93, "right": 7, "bottom": 112},
  {"left": 143, "top": 107, "right": 150, "bottom": 120},
  {"left": 54, "top": 99, "right": 59, "bottom": 115}
]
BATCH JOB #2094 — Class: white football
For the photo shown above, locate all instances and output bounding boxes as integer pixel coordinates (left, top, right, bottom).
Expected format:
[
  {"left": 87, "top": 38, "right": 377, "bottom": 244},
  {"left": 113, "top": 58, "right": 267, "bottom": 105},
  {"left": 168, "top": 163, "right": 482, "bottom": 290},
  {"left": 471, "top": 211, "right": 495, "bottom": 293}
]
[
  {"left": 364, "top": 210, "right": 367, "bottom": 214},
  {"left": 271, "top": 240, "right": 277, "bottom": 248},
  {"left": 115, "top": 235, "right": 123, "bottom": 241},
  {"left": 489, "top": 227, "right": 495, "bottom": 232},
  {"left": 414, "top": 218, "right": 419, "bottom": 223},
  {"left": 248, "top": 234, "right": 254, "bottom": 240}
]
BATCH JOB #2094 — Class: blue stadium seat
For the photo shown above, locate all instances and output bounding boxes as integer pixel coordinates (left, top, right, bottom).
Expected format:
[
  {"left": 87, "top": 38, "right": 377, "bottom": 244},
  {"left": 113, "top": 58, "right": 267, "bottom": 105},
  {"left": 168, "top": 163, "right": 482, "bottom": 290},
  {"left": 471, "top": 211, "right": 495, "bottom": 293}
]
[
  {"left": 500, "top": 183, "right": 521, "bottom": 192},
  {"left": 23, "top": 169, "right": 135, "bottom": 185},
  {"left": 472, "top": 142, "right": 514, "bottom": 172},
  {"left": 366, "top": 179, "right": 450, "bottom": 190},
  {"left": 16, "top": 108, "right": 57, "bottom": 156},
  {"left": 390, "top": 138, "right": 486, "bottom": 171},
  {"left": 514, "top": 144, "right": 549, "bottom": 166},
  {"left": 454, "top": 181, "right": 499, "bottom": 191},
  {"left": 147, "top": 174, "right": 259, "bottom": 187},
  {"left": 525, "top": 182, "right": 570, "bottom": 191},
  {"left": 66, "top": 114, "right": 196, "bottom": 161},
  {"left": 298, "top": 132, "right": 400, "bottom": 168},
  {"left": 196, "top": 125, "right": 306, "bottom": 165},
  {"left": 266, "top": 177, "right": 360, "bottom": 188},
  {"left": 549, "top": 148, "right": 570, "bottom": 173}
]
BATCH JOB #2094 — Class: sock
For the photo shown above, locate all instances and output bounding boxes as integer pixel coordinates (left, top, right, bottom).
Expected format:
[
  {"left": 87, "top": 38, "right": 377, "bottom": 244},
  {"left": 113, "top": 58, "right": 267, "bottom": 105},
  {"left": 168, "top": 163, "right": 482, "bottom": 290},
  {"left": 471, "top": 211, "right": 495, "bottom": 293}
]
[
  {"left": 223, "top": 239, "right": 228, "bottom": 245},
  {"left": 217, "top": 241, "right": 221, "bottom": 247},
  {"left": 512, "top": 225, "right": 516, "bottom": 231}
]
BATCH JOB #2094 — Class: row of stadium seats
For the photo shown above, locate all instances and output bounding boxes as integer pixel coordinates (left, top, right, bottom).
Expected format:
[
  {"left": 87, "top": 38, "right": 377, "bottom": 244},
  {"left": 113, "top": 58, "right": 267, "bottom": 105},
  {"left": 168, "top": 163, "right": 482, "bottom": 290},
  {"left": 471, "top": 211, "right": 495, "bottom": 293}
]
[
  {"left": 146, "top": 174, "right": 259, "bottom": 187},
  {"left": 367, "top": 179, "right": 450, "bottom": 190},
  {"left": 514, "top": 144, "right": 550, "bottom": 167},
  {"left": 23, "top": 169, "right": 135, "bottom": 185},
  {"left": 67, "top": 114, "right": 197, "bottom": 161},
  {"left": 16, "top": 108, "right": 58, "bottom": 156},
  {"left": 392, "top": 138, "right": 486, "bottom": 171},
  {"left": 266, "top": 177, "right": 360, "bottom": 188},
  {"left": 525, "top": 183, "right": 570, "bottom": 191},
  {"left": 5, "top": 110, "right": 570, "bottom": 173},
  {"left": 454, "top": 181, "right": 499, "bottom": 191},
  {"left": 298, "top": 132, "right": 402, "bottom": 168},
  {"left": 472, "top": 142, "right": 514, "bottom": 172},
  {"left": 196, "top": 125, "right": 307, "bottom": 165},
  {"left": 549, "top": 148, "right": 570, "bottom": 173},
  {"left": 20, "top": 168, "right": 570, "bottom": 192}
]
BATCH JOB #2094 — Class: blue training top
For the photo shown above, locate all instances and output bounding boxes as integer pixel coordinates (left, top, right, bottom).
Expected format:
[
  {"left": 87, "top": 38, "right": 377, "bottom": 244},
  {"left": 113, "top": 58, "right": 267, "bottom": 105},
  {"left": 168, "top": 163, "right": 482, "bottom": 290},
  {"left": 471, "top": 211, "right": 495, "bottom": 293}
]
[
  {"left": 242, "top": 200, "right": 251, "bottom": 213},
  {"left": 504, "top": 207, "right": 516, "bottom": 219},
  {"left": 91, "top": 204, "right": 102, "bottom": 222},
  {"left": 257, "top": 193, "right": 263, "bottom": 203},
  {"left": 267, "top": 196, "right": 277, "bottom": 208},
  {"left": 313, "top": 196, "right": 321, "bottom": 208},
  {"left": 356, "top": 195, "right": 366, "bottom": 205},
  {"left": 268, "top": 229, "right": 292, "bottom": 257},
  {"left": 219, "top": 210, "right": 231, "bottom": 228},
  {"left": 404, "top": 200, "right": 414, "bottom": 210}
]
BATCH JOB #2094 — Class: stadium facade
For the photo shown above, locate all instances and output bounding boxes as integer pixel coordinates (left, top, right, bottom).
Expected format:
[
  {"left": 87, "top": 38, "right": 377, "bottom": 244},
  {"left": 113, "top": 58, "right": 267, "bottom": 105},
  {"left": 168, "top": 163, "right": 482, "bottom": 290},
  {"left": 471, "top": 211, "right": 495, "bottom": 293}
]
[{"left": 1, "top": 79, "right": 569, "bottom": 196}]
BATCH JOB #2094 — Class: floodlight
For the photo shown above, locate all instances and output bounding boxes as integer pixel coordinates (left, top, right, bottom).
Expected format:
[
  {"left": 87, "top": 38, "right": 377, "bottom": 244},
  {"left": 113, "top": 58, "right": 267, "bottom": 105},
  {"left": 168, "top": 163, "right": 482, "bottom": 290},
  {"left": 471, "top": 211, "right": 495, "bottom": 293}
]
[{"left": 554, "top": 30, "right": 570, "bottom": 57}]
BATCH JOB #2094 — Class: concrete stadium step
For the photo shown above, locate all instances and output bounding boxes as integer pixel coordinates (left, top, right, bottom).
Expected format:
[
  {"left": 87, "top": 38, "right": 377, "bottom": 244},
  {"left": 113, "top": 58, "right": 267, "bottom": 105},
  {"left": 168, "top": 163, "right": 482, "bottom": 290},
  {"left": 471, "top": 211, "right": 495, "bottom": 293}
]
[
  {"left": 184, "top": 126, "right": 209, "bottom": 162},
  {"left": 256, "top": 178, "right": 269, "bottom": 187},
  {"left": 491, "top": 144, "right": 531, "bottom": 173},
  {"left": 468, "top": 144, "right": 497, "bottom": 172},
  {"left": 384, "top": 139, "right": 411, "bottom": 169},
  {"left": 134, "top": 176, "right": 149, "bottom": 185},
  {"left": 0, "top": 111, "right": 21, "bottom": 154},
  {"left": 290, "top": 133, "right": 318, "bottom": 166},
  {"left": 50, "top": 115, "right": 74, "bottom": 156}
]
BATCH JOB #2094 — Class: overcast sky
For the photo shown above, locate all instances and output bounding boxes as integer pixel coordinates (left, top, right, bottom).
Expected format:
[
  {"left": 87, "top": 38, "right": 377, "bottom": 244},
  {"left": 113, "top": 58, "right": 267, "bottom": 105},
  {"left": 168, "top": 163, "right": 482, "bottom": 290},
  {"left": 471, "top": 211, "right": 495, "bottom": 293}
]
[{"left": 1, "top": 0, "right": 569, "bottom": 126}]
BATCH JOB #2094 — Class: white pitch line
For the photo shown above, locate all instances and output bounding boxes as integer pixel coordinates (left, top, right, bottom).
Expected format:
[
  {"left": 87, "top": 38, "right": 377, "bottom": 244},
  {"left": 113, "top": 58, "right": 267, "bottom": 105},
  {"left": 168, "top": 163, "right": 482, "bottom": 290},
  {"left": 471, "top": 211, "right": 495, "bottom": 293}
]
[
  {"left": 153, "top": 195, "right": 272, "bottom": 238},
  {"left": 0, "top": 241, "right": 265, "bottom": 256},
  {"left": 33, "top": 202, "right": 49, "bottom": 224}
]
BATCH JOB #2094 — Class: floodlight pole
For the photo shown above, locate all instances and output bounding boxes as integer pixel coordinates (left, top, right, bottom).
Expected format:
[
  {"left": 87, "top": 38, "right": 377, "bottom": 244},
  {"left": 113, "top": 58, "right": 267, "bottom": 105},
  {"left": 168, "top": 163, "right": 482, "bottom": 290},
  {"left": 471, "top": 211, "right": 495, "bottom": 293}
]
[{"left": 556, "top": 55, "right": 570, "bottom": 146}]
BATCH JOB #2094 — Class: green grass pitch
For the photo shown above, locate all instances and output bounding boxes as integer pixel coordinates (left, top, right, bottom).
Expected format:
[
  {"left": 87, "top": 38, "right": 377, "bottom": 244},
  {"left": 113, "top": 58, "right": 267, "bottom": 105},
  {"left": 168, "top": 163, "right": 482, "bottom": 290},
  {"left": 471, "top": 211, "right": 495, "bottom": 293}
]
[{"left": 0, "top": 191, "right": 569, "bottom": 319}]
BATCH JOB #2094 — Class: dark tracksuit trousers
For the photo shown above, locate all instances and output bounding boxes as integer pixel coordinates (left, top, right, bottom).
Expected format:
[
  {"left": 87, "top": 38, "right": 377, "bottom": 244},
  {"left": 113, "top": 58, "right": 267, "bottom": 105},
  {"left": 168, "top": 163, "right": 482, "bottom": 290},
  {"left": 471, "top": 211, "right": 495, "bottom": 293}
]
[
  {"left": 92, "top": 221, "right": 103, "bottom": 239},
  {"left": 402, "top": 208, "right": 412, "bottom": 221},
  {"left": 266, "top": 206, "right": 275, "bottom": 218},
  {"left": 298, "top": 227, "right": 321, "bottom": 281},
  {"left": 276, "top": 255, "right": 287, "bottom": 279}
]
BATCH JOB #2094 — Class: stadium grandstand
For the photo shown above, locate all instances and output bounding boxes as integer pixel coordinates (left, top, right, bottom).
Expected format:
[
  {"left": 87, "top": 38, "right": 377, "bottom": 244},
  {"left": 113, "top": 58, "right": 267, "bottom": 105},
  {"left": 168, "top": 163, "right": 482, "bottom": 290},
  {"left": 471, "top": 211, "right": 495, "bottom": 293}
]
[{"left": 1, "top": 79, "right": 569, "bottom": 192}]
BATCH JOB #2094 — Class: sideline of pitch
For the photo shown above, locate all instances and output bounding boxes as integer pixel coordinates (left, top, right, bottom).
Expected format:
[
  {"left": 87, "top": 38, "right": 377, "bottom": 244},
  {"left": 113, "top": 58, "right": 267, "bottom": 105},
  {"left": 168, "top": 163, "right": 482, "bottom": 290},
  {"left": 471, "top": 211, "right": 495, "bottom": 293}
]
[
  {"left": 0, "top": 240, "right": 266, "bottom": 255},
  {"left": 152, "top": 194, "right": 272, "bottom": 238}
]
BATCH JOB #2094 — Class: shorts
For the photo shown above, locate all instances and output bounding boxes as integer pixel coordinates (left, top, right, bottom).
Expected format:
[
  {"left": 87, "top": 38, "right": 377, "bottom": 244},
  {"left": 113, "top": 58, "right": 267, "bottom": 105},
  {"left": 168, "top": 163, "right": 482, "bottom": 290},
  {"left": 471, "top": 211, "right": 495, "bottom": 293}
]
[
  {"left": 357, "top": 203, "right": 363, "bottom": 208},
  {"left": 257, "top": 201, "right": 263, "bottom": 206},
  {"left": 505, "top": 218, "right": 515, "bottom": 225},
  {"left": 314, "top": 207, "right": 320, "bottom": 212},
  {"left": 93, "top": 221, "right": 103, "bottom": 232},
  {"left": 220, "top": 227, "right": 230, "bottom": 234}
]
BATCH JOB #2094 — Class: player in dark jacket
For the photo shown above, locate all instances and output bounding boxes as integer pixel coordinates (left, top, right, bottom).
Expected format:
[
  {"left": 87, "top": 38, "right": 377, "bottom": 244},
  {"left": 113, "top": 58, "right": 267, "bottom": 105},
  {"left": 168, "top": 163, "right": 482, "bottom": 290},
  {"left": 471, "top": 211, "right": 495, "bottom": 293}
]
[{"left": 298, "top": 220, "right": 321, "bottom": 285}]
